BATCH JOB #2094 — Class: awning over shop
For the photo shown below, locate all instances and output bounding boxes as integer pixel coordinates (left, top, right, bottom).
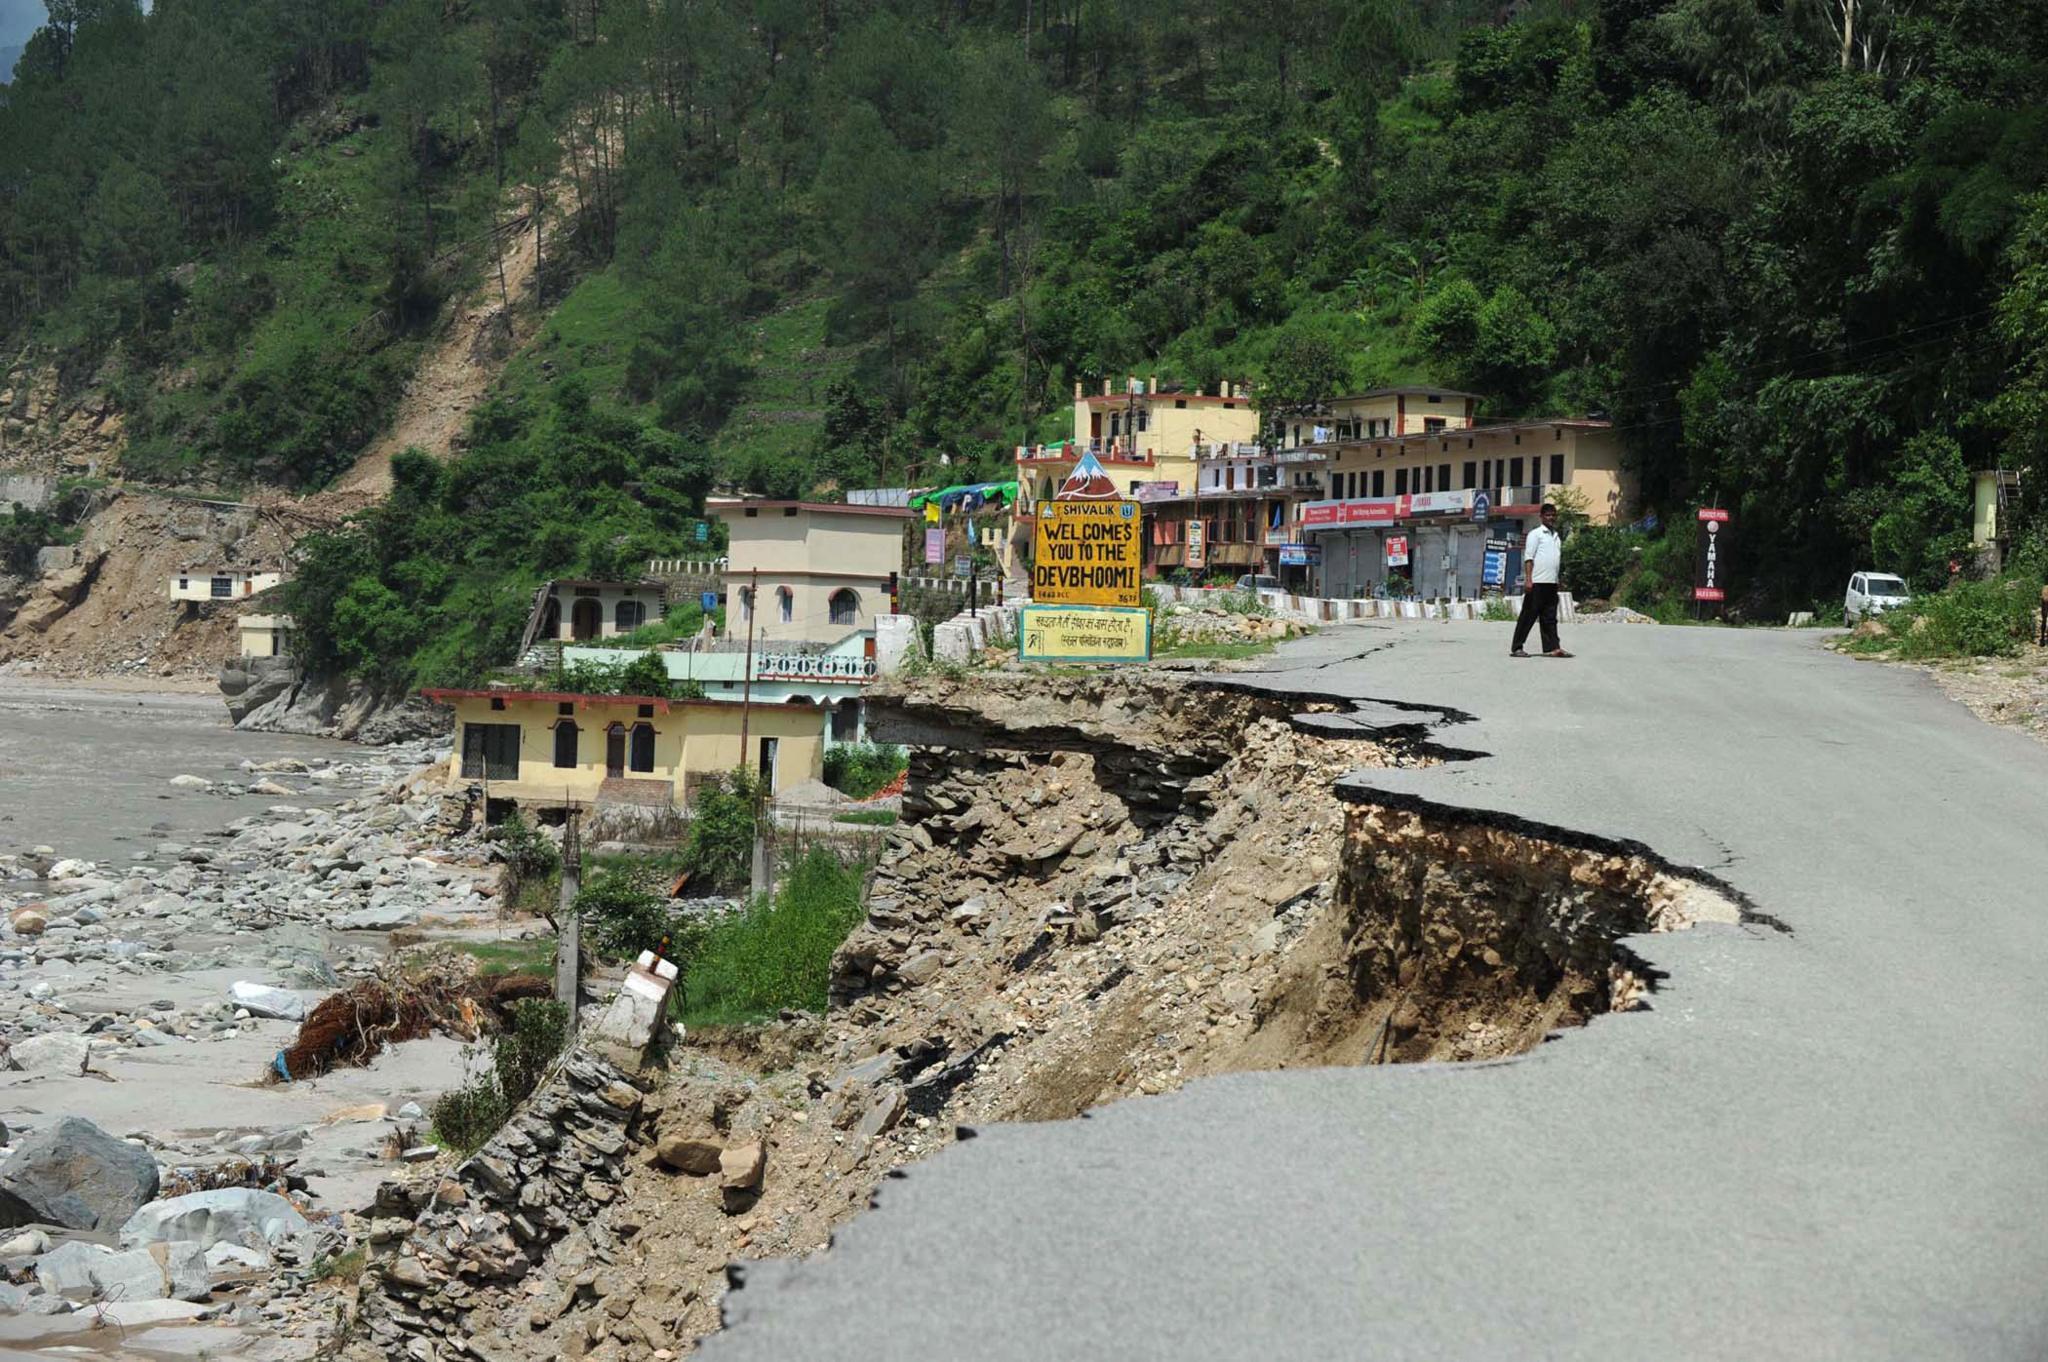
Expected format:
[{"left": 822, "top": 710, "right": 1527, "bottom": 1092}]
[{"left": 908, "top": 480, "right": 1019, "bottom": 513}]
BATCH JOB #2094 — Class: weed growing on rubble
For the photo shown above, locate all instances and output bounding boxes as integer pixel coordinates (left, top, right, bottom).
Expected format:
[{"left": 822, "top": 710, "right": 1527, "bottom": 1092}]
[
  {"left": 1481, "top": 596, "right": 1516, "bottom": 622},
  {"left": 680, "top": 847, "right": 866, "bottom": 1024},
  {"left": 683, "top": 769, "right": 761, "bottom": 890},
  {"left": 572, "top": 872, "right": 701, "bottom": 962},
  {"left": 431, "top": 999, "right": 569, "bottom": 1153},
  {"left": 823, "top": 743, "right": 908, "bottom": 798}
]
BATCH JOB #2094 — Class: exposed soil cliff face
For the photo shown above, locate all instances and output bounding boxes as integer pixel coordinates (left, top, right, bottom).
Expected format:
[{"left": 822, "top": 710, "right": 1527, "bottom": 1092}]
[
  {"left": 325, "top": 669, "right": 1744, "bottom": 1362},
  {"left": 0, "top": 493, "right": 293, "bottom": 680}
]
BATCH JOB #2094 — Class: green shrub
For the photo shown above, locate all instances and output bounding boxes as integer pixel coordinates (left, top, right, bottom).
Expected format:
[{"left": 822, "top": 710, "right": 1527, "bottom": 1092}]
[
  {"left": 1481, "top": 595, "right": 1516, "bottom": 622},
  {"left": 680, "top": 847, "right": 867, "bottom": 1024},
  {"left": 1882, "top": 577, "right": 2037, "bottom": 659},
  {"left": 572, "top": 871, "right": 675, "bottom": 960},
  {"left": 1213, "top": 588, "right": 1270, "bottom": 617},
  {"left": 492, "top": 811, "right": 560, "bottom": 886},
  {"left": 683, "top": 769, "right": 760, "bottom": 891},
  {"left": 822, "top": 742, "right": 908, "bottom": 798},
  {"left": 1562, "top": 525, "right": 1637, "bottom": 600},
  {"left": 430, "top": 998, "right": 569, "bottom": 1154},
  {"left": 549, "top": 650, "right": 673, "bottom": 698}
]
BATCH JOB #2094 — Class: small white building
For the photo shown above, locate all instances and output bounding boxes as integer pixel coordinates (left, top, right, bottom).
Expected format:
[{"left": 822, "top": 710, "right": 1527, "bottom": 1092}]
[{"left": 169, "top": 568, "right": 285, "bottom": 603}]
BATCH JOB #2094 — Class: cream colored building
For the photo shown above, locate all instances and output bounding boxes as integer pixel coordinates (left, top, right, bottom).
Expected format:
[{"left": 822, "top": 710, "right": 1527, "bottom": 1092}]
[
  {"left": 1278, "top": 387, "right": 1481, "bottom": 451},
  {"left": 169, "top": 568, "right": 284, "bottom": 603},
  {"left": 423, "top": 689, "right": 826, "bottom": 808},
  {"left": 710, "top": 499, "right": 909, "bottom": 646},
  {"left": 1309, "top": 418, "right": 1630, "bottom": 523},
  {"left": 238, "top": 614, "right": 293, "bottom": 659},
  {"left": 520, "top": 579, "right": 668, "bottom": 650}
]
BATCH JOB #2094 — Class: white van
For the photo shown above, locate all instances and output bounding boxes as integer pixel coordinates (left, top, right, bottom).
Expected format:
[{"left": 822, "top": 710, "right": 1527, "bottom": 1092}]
[{"left": 1845, "top": 572, "right": 1911, "bottom": 623}]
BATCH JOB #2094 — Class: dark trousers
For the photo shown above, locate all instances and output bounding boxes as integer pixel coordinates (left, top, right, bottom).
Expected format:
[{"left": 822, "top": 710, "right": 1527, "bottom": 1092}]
[{"left": 1512, "top": 583, "right": 1560, "bottom": 653}]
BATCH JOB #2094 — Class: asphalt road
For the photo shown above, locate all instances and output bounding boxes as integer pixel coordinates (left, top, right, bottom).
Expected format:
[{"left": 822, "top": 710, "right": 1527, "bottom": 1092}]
[{"left": 706, "top": 622, "right": 2048, "bottom": 1361}]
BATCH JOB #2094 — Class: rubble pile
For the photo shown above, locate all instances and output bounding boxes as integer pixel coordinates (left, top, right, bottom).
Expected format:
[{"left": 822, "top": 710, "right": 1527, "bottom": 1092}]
[
  {"left": 348, "top": 1055, "right": 653, "bottom": 1361},
  {"left": 1152, "top": 603, "right": 1311, "bottom": 648}
]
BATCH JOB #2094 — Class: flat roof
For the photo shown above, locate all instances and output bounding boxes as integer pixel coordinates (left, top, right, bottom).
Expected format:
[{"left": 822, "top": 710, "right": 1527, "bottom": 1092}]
[
  {"left": 707, "top": 498, "right": 911, "bottom": 519},
  {"left": 545, "top": 578, "right": 664, "bottom": 590},
  {"left": 1326, "top": 386, "right": 1485, "bottom": 404},
  {"left": 1078, "top": 392, "right": 1248, "bottom": 406},
  {"left": 1305, "top": 417, "right": 1612, "bottom": 451},
  {"left": 421, "top": 688, "right": 824, "bottom": 712}
]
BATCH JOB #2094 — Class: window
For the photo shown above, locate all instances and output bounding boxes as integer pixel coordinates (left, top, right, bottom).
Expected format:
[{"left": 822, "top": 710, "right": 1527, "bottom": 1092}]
[
  {"left": 1136, "top": 409, "right": 1148, "bottom": 431},
  {"left": 210, "top": 576, "right": 233, "bottom": 598},
  {"left": 1424, "top": 417, "right": 1446, "bottom": 434},
  {"left": 630, "top": 723, "right": 656, "bottom": 773},
  {"left": 461, "top": 723, "right": 521, "bottom": 780},
  {"left": 777, "top": 586, "right": 793, "bottom": 623},
  {"left": 1372, "top": 470, "right": 1385, "bottom": 497},
  {"left": 1463, "top": 462, "right": 1477, "bottom": 490},
  {"left": 1550, "top": 454, "right": 1565, "bottom": 485},
  {"left": 178, "top": 577, "right": 189, "bottom": 591},
  {"left": 1395, "top": 468, "right": 1408, "bottom": 495},
  {"left": 1427, "top": 393, "right": 1442, "bottom": 404},
  {"left": 637, "top": 703, "right": 654, "bottom": 717},
  {"left": 557, "top": 702, "right": 573, "bottom": 716},
  {"left": 1510, "top": 457, "right": 1525, "bottom": 487},
  {"left": 615, "top": 599, "right": 646, "bottom": 632},
  {"left": 1440, "top": 464, "right": 1452, "bottom": 492},
  {"left": 739, "top": 586, "right": 755, "bottom": 621},
  {"left": 1422, "top": 466, "right": 1434, "bottom": 493},
  {"left": 553, "top": 722, "right": 578, "bottom": 769},
  {"left": 490, "top": 696, "right": 506, "bottom": 711},
  {"left": 1175, "top": 399, "right": 1188, "bottom": 409},
  {"left": 829, "top": 589, "right": 858, "bottom": 626}
]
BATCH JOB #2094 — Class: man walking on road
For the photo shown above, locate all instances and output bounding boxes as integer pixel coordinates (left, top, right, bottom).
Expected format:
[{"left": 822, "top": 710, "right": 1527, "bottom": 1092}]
[{"left": 1511, "top": 501, "right": 1572, "bottom": 658}]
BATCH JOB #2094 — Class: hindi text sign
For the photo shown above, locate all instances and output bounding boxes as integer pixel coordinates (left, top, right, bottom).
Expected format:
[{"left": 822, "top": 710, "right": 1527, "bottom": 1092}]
[
  {"left": 1032, "top": 499, "right": 1142, "bottom": 608},
  {"left": 1019, "top": 605, "right": 1151, "bottom": 663}
]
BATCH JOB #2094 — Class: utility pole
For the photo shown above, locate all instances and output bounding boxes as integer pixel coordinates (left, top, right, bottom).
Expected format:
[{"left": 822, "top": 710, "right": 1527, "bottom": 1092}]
[{"left": 739, "top": 566, "right": 758, "bottom": 762}]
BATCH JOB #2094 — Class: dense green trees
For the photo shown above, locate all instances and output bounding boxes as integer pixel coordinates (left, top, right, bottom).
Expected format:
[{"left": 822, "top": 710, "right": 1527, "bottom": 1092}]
[{"left": 6, "top": 0, "right": 2048, "bottom": 675}]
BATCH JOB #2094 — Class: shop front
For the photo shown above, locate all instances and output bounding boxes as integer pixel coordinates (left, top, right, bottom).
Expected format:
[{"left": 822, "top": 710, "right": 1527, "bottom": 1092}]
[{"left": 1302, "top": 491, "right": 1533, "bottom": 599}]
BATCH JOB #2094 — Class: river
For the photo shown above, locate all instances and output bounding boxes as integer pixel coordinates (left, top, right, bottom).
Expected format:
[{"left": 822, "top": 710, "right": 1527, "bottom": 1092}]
[{"left": 0, "top": 681, "right": 364, "bottom": 865}]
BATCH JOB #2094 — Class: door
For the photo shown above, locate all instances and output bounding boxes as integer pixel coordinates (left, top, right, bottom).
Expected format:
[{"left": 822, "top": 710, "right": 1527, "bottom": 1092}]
[
  {"left": 758, "top": 737, "right": 778, "bottom": 797},
  {"left": 606, "top": 725, "right": 626, "bottom": 778},
  {"left": 572, "top": 598, "right": 602, "bottom": 641}
]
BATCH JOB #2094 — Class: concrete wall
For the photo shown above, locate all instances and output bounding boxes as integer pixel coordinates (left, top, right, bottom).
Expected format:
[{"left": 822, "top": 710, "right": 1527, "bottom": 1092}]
[
  {"left": 733, "top": 571, "right": 891, "bottom": 646},
  {"left": 718, "top": 506, "right": 903, "bottom": 579}
]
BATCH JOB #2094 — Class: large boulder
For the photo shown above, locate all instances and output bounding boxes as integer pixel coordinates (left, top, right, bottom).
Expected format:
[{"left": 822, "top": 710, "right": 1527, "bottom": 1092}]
[
  {"left": 7, "top": 1033, "right": 91, "bottom": 1075},
  {"left": 120, "top": 1188, "right": 309, "bottom": 1251},
  {"left": 0, "top": 1117, "right": 159, "bottom": 1232}
]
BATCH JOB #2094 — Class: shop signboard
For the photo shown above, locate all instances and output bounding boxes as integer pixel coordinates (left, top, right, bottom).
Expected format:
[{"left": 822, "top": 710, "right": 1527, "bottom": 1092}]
[
  {"left": 1386, "top": 535, "right": 1410, "bottom": 567},
  {"left": 1031, "top": 498, "right": 1143, "bottom": 608},
  {"left": 1482, "top": 536, "right": 1511, "bottom": 588},
  {"left": 1186, "top": 518, "right": 1207, "bottom": 570},
  {"left": 924, "top": 528, "right": 944, "bottom": 564},
  {"left": 1301, "top": 498, "right": 1402, "bottom": 527},
  {"left": 1407, "top": 490, "right": 1475, "bottom": 516},
  {"left": 1695, "top": 508, "right": 1731, "bottom": 603},
  {"left": 953, "top": 554, "right": 973, "bottom": 578},
  {"left": 1472, "top": 492, "right": 1491, "bottom": 524},
  {"left": 1278, "top": 544, "right": 1320, "bottom": 567},
  {"left": 1019, "top": 604, "right": 1151, "bottom": 663}
]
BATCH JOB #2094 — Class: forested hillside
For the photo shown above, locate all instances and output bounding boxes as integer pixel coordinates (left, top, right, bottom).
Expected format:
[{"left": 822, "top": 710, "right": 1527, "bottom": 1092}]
[{"left": 2, "top": 0, "right": 2045, "bottom": 686}]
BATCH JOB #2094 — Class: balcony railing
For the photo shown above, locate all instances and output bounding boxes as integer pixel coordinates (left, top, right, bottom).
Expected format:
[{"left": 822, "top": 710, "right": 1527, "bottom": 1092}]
[{"left": 1015, "top": 439, "right": 1157, "bottom": 465}]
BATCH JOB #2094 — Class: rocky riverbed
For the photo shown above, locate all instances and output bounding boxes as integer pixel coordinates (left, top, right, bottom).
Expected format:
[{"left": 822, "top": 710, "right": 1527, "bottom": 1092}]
[{"left": 0, "top": 726, "right": 548, "bottom": 1359}]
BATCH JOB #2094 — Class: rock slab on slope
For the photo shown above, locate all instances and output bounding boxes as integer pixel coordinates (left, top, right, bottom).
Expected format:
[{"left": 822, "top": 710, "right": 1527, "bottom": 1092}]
[{"left": 0, "top": 1116, "right": 160, "bottom": 1232}]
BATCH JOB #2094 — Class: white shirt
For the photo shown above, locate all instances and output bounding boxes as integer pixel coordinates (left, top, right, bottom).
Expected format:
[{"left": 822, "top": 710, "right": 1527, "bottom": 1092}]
[{"left": 1524, "top": 525, "right": 1562, "bottom": 585}]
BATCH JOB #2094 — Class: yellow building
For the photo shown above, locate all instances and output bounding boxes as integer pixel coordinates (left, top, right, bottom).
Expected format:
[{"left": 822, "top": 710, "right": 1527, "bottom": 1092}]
[
  {"left": 1307, "top": 418, "right": 1631, "bottom": 523},
  {"left": 710, "top": 499, "right": 910, "bottom": 646},
  {"left": 1277, "top": 386, "right": 1482, "bottom": 450},
  {"left": 1013, "top": 376, "right": 1260, "bottom": 512},
  {"left": 422, "top": 688, "right": 826, "bottom": 809}
]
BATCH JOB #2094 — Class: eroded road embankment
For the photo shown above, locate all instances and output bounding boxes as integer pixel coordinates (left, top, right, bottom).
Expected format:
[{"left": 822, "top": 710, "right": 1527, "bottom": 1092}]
[{"left": 339, "top": 661, "right": 1778, "bottom": 1362}]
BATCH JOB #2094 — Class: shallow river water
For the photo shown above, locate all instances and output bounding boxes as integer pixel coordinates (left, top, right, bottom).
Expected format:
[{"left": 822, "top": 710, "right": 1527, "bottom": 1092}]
[{"left": 0, "top": 682, "right": 362, "bottom": 865}]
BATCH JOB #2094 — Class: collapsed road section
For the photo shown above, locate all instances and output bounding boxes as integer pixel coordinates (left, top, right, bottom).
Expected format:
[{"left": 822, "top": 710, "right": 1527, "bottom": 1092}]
[{"left": 333, "top": 667, "right": 1751, "bottom": 1362}]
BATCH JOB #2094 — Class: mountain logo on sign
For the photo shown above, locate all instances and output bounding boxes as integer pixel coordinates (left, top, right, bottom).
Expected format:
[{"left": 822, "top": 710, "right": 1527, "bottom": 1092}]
[{"left": 1056, "top": 450, "right": 1120, "bottom": 500}]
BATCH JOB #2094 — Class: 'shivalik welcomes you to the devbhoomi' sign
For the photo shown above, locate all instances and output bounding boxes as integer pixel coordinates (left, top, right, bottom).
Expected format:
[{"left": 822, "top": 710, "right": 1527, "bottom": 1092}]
[{"left": 1031, "top": 499, "right": 1142, "bottom": 609}]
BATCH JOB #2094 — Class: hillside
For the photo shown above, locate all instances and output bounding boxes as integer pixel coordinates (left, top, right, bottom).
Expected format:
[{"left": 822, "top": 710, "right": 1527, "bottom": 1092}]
[{"left": 0, "top": 0, "right": 2046, "bottom": 687}]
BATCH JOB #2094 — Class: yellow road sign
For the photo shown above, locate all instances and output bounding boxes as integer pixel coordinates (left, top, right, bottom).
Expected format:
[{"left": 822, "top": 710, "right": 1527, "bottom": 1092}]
[{"left": 1031, "top": 499, "right": 1143, "bottom": 608}]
